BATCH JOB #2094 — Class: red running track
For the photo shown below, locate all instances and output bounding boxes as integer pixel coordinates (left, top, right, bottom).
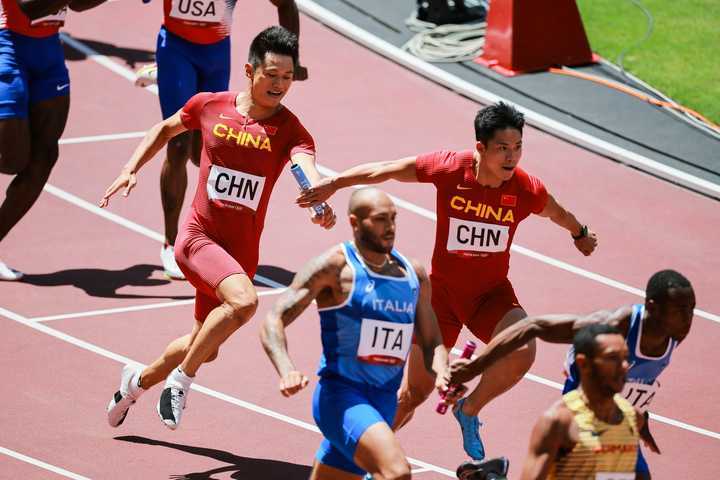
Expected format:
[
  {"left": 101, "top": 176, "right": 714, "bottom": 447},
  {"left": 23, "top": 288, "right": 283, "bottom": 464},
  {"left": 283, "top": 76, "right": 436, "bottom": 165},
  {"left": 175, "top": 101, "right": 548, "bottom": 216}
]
[{"left": 1, "top": 1, "right": 719, "bottom": 478}]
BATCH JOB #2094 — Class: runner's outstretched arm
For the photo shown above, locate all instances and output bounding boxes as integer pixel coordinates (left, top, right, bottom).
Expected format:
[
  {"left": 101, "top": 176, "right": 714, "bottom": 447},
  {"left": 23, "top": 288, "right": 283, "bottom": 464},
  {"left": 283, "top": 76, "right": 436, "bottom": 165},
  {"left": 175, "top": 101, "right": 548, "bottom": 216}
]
[
  {"left": 295, "top": 156, "right": 419, "bottom": 208},
  {"left": 410, "top": 260, "right": 453, "bottom": 396},
  {"left": 449, "top": 307, "right": 631, "bottom": 385},
  {"left": 536, "top": 193, "right": 598, "bottom": 256},
  {"left": 261, "top": 248, "right": 345, "bottom": 397},
  {"left": 99, "top": 112, "right": 186, "bottom": 207}
]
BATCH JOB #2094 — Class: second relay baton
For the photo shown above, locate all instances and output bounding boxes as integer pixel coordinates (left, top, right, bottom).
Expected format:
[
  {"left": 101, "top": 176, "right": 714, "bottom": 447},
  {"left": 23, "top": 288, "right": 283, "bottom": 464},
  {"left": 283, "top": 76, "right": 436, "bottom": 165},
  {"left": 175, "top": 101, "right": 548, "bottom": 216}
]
[
  {"left": 290, "top": 163, "right": 326, "bottom": 217},
  {"left": 436, "top": 340, "right": 477, "bottom": 414}
]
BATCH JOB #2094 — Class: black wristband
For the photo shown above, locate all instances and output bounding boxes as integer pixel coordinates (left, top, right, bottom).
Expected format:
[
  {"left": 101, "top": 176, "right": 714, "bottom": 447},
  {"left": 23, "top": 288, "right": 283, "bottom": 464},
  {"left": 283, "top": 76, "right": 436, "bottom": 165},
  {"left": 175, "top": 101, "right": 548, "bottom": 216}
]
[{"left": 572, "top": 225, "right": 588, "bottom": 240}]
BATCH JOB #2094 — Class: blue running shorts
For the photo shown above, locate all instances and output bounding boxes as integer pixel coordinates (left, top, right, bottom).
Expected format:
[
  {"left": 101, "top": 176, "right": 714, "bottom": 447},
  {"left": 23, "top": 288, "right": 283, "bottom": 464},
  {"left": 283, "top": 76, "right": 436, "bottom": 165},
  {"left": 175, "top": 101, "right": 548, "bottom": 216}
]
[
  {"left": 155, "top": 27, "right": 230, "bottom": 119},
  {"left": 0, "top": 29, "right": 69, "bottom": 119},
  {"left": 312, "top": 375, "right": 398, "bottom": 476}
]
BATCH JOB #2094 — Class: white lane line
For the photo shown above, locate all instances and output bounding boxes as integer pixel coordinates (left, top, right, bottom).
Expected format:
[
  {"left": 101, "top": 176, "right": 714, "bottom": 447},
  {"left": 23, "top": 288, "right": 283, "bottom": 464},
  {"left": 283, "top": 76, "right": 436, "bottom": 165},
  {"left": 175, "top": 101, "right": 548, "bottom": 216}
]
[
  {"left": 59, "top": 131, "right": 146, "bottom": 145},
  {"left": 295, "top": 0, "right": 720, "bottom": 200},
  {"left": 40, "top": 184, "right": 283, "bottom": 292},
  {"left": 56, "top": 31, "right": 720, "bottom": 325},
  {"left": 449, "top": 347, "right": 720, "bottom": 440},
  {"left": 0, "top": 445, "right": 91, "bottom": 480},
  {"left": 31, "top": 289, "right": 286, "bottom": 323},
  {"left": 0, "top": 306, "right": 454, "bottom": 477}
]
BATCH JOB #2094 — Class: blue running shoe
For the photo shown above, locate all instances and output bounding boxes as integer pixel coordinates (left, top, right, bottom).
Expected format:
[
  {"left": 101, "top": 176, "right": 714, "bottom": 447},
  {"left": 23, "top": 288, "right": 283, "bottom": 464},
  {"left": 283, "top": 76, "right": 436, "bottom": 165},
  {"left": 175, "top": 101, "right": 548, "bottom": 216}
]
[{"left": 453, "top": 398, "right": 485, "bottom": 460}]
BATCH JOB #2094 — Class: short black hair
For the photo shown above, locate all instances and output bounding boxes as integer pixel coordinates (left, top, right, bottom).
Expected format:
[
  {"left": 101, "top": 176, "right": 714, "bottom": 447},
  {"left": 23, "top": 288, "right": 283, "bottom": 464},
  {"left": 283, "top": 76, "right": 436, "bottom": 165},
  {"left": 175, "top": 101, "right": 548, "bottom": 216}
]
[
  {"left": 248, "top": 26, "right": 298, "bottom": 69},
  {"left": 646, "top": 269, "right": 692, "bottom": 304},
  {"left": 474, "top": 101, "right": 525, "bottom": 143},
  {"left": 573, "top": 323, "right": 621, "bottom": 359}
]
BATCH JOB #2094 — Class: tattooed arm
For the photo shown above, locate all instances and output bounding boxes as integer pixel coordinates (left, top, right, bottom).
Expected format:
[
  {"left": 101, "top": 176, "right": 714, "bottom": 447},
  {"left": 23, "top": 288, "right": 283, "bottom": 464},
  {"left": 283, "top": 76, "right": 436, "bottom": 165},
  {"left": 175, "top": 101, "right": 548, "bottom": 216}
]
[{"left": 260, "top": 246, "right": 346, "bottom": 397}]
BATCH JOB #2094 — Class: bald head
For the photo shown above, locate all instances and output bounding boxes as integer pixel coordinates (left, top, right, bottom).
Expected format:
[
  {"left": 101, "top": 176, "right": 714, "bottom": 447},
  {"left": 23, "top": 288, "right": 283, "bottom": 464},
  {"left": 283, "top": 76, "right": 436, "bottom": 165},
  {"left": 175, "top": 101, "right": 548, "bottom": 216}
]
[
  {"left": 348, "top": 187, "right": 394, "bottom": 219},
  {"left": 348, "top": 188, "right": 397, "bottom": 254}
]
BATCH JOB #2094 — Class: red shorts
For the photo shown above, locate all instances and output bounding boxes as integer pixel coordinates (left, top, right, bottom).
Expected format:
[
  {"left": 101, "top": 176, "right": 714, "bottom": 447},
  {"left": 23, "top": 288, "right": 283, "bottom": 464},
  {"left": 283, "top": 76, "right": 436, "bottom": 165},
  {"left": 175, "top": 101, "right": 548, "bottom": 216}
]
[
  {"left": 175, "top": 212, "right": 257, "bottom": 322},
  {"left": 431, "top": 277, "right": 522, "bottom": 347}
]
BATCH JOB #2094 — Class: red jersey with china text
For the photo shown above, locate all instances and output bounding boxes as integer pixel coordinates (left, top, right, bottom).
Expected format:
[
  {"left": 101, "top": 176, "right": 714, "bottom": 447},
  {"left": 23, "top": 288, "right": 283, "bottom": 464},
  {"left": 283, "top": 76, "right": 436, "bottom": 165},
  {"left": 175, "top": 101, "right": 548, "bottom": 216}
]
[
  {"left": 163, "top": 0, "right": 236, "bottom": 44},
  {"left": 416, "top": 150, "right": 547, "bottom": 293},
  {"left": 0, "top": 0, "right": 65, "bottom": 37},
  {"left": 180, "top": 92, "right": 315, "bottom": 263}
]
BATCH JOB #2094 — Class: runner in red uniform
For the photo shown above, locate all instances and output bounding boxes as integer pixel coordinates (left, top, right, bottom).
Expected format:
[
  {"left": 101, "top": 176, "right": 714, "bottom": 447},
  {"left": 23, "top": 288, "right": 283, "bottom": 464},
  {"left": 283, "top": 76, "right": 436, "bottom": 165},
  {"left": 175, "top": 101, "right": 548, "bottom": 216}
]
[
  {"left": 0, "top": 0, "right": 107, "bottom": 280},
  {"left": 101, "top": 26, "right": 335, "bottom": 431},
  {"left": 296, "top": 102, "right": 598, "bottom": 460},
  {"left": 140, "top": 0, "right": 308, "bottom": 280}
]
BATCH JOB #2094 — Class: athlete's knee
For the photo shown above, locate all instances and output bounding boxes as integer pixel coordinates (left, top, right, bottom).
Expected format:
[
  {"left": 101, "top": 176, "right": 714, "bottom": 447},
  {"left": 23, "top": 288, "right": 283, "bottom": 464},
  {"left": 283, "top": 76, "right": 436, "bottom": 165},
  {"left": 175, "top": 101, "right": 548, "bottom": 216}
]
[
  {"left": 0, "top": 136, "right": 30, "bottom": 174},
  {"left": 375, "top": 457, "right": 411, "bottom": 480},
  {"left": 222, "top": 290, "right": 258, "bottom": 326},
  {"left": 398, "top": 381, "right": 433, "bottom": 410}
]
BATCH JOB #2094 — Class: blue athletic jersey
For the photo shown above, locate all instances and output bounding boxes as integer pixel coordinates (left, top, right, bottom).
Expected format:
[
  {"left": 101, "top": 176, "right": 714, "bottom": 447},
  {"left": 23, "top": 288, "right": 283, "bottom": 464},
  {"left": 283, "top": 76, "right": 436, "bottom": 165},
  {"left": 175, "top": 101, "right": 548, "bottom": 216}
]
[
  {"left": 563, "top": 304, "right": 676, "bottom": 412},
  {"left": 317, "top": 242, "right": 419, "bottom": 391}
]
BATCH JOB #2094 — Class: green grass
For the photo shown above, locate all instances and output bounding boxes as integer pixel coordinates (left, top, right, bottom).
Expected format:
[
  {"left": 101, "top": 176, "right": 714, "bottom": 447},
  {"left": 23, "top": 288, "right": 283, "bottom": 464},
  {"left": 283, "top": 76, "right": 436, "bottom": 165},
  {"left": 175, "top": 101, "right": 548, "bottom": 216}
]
[{"left": 576, "top": 0, "right": 720, "bottom": 125}]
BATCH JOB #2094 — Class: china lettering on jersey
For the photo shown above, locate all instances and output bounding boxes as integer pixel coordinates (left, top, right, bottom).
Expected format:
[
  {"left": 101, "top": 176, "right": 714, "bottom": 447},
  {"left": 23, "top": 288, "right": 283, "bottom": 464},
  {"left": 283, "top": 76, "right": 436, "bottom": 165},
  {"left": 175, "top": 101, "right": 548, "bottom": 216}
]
[
  {"left": 595, "top": 473, "right": 634, "bottom": 480},
  {"left": 447, "top": 217, "right": 509, "bottom": 253},
  {"left": 207, "top": 165, "right": 265, "bottom": 211},
  {"left": 30, "top": 7, "right": 66, "bottom": 26},
  {"left": 621, "top": 381, "right": 658, "bottom": 412},
  {"left": 170, "top": 0, "right": 225, "bottom": 22},
  {"left": 357, "top": 318, "right": 414, "bottom": 365}
]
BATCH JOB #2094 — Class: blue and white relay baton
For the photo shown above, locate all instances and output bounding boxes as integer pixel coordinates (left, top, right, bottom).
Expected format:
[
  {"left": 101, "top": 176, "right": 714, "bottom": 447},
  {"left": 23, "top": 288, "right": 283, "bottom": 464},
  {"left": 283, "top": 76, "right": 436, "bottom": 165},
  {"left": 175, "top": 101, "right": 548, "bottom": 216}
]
[{"left": 290, "top": 163, "right": 326, "bottom": 216}]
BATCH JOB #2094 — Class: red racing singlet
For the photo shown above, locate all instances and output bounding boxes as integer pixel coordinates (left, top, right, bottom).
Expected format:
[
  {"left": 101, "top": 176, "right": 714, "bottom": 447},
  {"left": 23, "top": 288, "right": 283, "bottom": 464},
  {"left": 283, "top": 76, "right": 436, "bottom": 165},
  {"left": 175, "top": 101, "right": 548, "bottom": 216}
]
[
  {"left": 180, "top": 91, "right": 315, "bottom": 263},
  {"left": 0, "top": 0, "right": 65, "bottom": 37},
  {"left": 163, "top": 0, "right": 236, "bottom": 44},
  {"left": 416, "top": 150, "right": 548, "bottom": 293}
]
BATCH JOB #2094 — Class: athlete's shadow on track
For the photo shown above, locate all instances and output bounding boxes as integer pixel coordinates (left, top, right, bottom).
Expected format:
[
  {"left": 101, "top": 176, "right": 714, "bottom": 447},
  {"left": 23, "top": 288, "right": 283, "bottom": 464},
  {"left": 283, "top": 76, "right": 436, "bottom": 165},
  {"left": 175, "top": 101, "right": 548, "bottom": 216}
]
[
  {"left": 62, "top": 34, "right": 155, "bottom": 68},
  {"left": 21, "top": 264, "right": 193, "bottom": 300},
  {"left": 115, "top": 435, "right": 311, "bottom": 479},
  {"left": 254, "top": 265, "right": 295, "bottom": 288}
]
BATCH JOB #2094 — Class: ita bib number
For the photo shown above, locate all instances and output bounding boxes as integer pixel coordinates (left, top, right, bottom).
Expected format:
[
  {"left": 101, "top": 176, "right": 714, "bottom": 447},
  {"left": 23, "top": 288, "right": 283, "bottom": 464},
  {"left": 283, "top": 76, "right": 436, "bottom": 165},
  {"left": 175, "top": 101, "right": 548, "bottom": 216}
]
[
  {"left": 170, "top": 0, "right": 225, "bottom": 23},
  {"left": 621, "top": 381, "right": 658, "bottom": 412},
  {"left": 357, "top": 318, "right": 413, "bottom": 365},
  {"left": 447, "top": 217, "right": 509, "bottom": 253},
  {"left": 595, "top": 474, "right": 634, "bottom": 480},
  {"left": 207, "top": 165, "right": 265, "bottom": 211},
  {"left": 30, "top": 7, "right": 67, "bottom": 27}
]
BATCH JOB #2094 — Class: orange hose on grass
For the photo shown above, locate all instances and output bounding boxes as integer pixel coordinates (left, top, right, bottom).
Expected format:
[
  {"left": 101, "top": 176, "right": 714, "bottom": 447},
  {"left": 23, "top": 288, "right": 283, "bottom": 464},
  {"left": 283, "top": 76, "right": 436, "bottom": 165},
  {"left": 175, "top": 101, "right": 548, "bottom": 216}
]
[{"left": 548, "top": 67, "right": 720, "bottom": 132}]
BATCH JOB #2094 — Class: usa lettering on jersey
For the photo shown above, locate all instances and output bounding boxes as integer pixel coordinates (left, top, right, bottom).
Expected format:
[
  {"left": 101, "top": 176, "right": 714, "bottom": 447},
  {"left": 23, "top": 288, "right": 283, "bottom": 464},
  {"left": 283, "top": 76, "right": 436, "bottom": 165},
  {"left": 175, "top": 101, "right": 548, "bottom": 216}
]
[
  {"left": 447, "top": 217, "right": 509, "bottom": 253},
  {"left": 357, "top": 318, "right": 413, "bottom": 365},
  {"left": 207, "top": 165, "right": 265, "bottom": 211},
  {"left": 170, "top": 0, "right": 225, "bottom": 22}
]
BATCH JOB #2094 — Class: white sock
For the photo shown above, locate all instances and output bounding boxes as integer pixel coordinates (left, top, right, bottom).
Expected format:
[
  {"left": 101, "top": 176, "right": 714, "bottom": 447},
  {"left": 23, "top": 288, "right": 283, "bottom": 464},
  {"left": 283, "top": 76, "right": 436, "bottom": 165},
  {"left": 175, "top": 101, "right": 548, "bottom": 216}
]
[
  {"left": 168, "top": 367, "right": 194, "bottom": 391},
  {"left": 128, "top": 370, "right": 145, "bottom": 398}
]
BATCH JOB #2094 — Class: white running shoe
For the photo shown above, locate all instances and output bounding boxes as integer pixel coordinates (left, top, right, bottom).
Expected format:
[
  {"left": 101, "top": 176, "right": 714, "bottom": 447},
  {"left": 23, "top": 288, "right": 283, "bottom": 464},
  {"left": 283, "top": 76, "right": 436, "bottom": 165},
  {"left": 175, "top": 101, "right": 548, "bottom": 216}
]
[
  {"left": 0, "top": 260, "right": 23, "bottom": 281},
  {"left": 134, "top": 63, "right": 157, "bottom": 87},
  {"left": 106, "top": 364, "right": 144, "bottom": 427},
  {"left": 157, "top": 367, "right": 193, "bottom": 430},
  {"left": 160, "top": 245, "right": 185, "bottom": 280}
]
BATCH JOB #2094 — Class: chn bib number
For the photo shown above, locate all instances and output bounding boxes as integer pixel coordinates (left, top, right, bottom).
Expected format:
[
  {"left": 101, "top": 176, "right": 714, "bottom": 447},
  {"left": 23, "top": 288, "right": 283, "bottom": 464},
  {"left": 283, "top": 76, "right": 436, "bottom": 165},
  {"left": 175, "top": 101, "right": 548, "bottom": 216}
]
[
  {"left": 447, "top": 217, "right": 509, "bottom": 253},
  {"left": 207, "top": 165, "right": 265, "bottom": 211},
  {"left": 170, "top": 0, "right": 225, "bottom": 23},
  {"left": 357, "top": 319, "right": 413, "bottom": 365},
  {"left": 31, "top": 7, "right": 67, "bottom": 27},
  {"left": 596, "top": 474, "right": 634, "bottom": 480},
  {"left": 621, "top": 380, "right": 658, "bottom": 412}
]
